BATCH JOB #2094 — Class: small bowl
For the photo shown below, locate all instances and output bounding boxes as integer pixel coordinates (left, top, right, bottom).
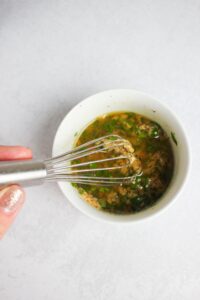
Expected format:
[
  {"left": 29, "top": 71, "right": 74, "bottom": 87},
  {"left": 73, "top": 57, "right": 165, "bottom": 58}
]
[{"left": 52, "top": 89, "right": 190, "bottom": 223}]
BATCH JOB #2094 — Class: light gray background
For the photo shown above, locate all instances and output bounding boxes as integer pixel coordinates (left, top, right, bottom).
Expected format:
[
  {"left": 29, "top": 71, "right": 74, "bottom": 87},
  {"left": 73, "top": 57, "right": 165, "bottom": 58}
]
[{"left": 0, "top": 1, "right": 199, "bottom": 299}]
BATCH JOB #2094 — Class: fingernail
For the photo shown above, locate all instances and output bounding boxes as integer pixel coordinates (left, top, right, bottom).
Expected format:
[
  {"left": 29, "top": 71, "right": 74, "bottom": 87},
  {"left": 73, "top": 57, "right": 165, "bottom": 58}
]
[{"left": 0, "top": 186, "right": 24, "bottom": 215}]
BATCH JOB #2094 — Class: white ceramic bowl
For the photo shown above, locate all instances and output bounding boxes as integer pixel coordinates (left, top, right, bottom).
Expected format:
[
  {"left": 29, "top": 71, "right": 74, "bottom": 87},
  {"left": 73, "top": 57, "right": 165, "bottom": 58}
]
[{"left": 53, "top": 89, "right": 190, "bottom": 223}]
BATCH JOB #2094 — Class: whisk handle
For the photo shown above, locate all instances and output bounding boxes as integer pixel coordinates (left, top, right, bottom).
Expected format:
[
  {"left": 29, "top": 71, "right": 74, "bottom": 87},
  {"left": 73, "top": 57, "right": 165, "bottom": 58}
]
[{"left": 0, "top": 160, "right": 47, "bottom": 185}]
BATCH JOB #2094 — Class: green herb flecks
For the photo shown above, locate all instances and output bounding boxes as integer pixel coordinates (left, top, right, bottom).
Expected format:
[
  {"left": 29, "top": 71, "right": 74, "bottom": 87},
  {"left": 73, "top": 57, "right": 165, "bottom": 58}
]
[
  {"left": 98, "top": 199, "right": 107, "bottom": 208},
  {"left": 103, "top": 119, "right": 117, "bottom": 133},
  {"left": 171, "top": 132, "right": 178, "bottom": 146},
  {"left": 90, "top": 163, "right": 98, "bottom": 169},
  {"left": 107, "top": 136, "right": 118, "bottom": 141},
  {"left": 99, "top": 187, "right": 110, "bottom": 193}
]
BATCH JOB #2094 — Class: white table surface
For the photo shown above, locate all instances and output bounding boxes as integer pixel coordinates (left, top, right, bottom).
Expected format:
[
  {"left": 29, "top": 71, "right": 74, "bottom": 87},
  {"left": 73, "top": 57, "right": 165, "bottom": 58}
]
[{"left": 0, "top": 1, "right": 199, "bottom": 299}]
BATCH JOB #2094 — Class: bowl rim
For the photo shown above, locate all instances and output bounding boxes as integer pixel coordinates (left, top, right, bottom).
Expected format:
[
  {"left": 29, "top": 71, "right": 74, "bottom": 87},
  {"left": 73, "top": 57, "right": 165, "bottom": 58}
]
[{"left": 52, "top": 89, "right": 191, "bottom": 223}]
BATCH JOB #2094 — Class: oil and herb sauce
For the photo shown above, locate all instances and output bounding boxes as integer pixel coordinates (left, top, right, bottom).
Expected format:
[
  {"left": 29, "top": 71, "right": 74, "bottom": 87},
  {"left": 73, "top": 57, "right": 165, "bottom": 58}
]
[{"left": 72, "top": 112, "right": 174, "bottom": 214}]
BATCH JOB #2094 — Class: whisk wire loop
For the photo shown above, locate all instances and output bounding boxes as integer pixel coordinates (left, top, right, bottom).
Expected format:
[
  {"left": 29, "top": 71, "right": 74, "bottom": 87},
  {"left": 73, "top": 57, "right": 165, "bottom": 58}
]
[{"left": 45, "top": 135, "right": 137, "bottom": 185}]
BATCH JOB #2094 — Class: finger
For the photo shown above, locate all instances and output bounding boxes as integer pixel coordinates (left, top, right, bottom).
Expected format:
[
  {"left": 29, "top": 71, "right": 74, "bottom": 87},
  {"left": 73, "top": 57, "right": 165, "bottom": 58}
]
[
  {"left": 0, "top": 185, "right": 25, "bottom": 239},
  {"left": 0, "top": 146, "right": 32, "bottom": 161}
]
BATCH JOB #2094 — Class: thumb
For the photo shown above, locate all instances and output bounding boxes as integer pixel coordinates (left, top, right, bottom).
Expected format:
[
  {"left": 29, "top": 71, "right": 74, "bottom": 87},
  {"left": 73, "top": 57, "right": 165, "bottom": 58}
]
[{"left": 0, "top": 185, "right": 25, "bottom": 239}]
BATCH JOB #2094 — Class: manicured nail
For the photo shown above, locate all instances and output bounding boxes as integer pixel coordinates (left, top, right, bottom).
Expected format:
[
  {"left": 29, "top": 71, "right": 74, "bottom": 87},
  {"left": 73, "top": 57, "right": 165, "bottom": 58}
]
[{"left": 0, "top": 186, "right": 24, "bottom": 215}]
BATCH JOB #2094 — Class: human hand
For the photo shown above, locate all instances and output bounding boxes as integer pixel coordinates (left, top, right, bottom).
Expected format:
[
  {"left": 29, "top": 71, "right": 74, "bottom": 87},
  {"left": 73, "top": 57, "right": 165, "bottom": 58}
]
[{"left": 0, "top": 146, "right": 32, "bottom": 239}]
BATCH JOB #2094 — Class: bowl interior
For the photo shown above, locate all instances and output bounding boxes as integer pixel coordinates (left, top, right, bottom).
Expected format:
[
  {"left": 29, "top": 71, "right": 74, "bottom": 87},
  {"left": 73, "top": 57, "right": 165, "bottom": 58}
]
[{"left": 53, "top": 89, "right": 190, "bottom": 223}]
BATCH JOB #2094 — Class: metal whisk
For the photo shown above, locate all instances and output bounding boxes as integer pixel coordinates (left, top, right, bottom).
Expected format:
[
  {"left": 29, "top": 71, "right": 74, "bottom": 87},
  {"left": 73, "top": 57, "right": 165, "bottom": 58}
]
[{"left": 0, "top": 135, "right": 138, "bottom": 186}]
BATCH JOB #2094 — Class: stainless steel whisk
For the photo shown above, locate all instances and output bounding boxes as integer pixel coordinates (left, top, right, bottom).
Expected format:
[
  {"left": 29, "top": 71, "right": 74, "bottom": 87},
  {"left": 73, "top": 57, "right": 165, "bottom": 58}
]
[{"left": 0, "top": 135, "right": 137, "bottom": 186}]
